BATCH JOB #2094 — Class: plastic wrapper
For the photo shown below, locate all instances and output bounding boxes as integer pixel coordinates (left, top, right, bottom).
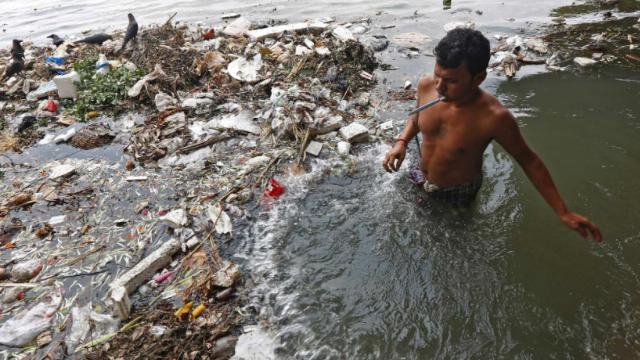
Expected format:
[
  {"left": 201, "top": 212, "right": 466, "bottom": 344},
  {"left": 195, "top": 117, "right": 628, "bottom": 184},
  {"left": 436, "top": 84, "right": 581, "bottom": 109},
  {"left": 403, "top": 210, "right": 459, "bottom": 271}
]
[{"left": 0, "top": 289, "right": 62, "bottom": 347}]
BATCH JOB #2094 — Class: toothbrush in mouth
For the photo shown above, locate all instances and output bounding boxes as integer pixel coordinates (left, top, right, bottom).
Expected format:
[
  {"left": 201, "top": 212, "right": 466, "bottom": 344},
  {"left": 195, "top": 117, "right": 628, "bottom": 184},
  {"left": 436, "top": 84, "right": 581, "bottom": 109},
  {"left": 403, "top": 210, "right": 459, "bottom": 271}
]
[{"left": 408, "top": 96, "right": 445, "bottom": 116}]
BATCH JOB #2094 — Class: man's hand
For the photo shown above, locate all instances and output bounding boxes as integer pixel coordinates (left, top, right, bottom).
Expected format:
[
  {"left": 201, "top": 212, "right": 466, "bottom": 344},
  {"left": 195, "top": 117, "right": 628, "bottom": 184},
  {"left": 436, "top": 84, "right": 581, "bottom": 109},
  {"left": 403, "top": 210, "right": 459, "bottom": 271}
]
[
  {"left": 383, "top": 143, "right": 407, "bottom": 172},
  {"left": 559, "top": 212, "right": 602, "bottom": 242}
]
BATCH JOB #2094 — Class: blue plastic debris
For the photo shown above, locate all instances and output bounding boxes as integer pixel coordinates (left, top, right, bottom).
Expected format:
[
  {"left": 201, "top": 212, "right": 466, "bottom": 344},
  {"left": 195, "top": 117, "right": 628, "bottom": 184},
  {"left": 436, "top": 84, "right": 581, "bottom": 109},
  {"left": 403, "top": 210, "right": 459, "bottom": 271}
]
[{"left": 45, "top": 56, "right": 66, "bottom": 75}]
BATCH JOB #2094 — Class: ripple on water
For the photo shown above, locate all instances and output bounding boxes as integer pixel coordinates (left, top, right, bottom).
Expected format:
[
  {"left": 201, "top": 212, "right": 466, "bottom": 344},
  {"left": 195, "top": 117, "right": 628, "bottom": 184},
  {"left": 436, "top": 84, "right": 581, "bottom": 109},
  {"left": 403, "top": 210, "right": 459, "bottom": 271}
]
[{"left": 240, "top": 143, "right": 529, "bottom": 358}]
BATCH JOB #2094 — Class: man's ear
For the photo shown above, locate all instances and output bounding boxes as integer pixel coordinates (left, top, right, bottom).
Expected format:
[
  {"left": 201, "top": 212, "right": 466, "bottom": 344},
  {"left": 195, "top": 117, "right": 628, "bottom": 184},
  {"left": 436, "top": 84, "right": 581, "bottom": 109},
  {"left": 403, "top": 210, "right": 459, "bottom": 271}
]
[{"left": 472, "top": 70, "right": 487, "bottom": 85}]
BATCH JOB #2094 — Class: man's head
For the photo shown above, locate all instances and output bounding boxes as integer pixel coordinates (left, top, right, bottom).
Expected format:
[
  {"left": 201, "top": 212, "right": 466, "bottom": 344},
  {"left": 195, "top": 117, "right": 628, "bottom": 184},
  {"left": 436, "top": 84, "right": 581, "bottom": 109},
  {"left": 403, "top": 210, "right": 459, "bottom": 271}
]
[{"left": 433, "top": 28, "right": 490, "bottom": 101}]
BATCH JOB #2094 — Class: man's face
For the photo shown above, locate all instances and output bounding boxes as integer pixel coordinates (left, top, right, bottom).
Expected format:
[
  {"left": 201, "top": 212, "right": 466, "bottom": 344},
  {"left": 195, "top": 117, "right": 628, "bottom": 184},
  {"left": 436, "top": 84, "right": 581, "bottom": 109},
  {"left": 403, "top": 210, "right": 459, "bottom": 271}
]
[{"left": 433, "top": 62, "right": 484, "bottom": 101}]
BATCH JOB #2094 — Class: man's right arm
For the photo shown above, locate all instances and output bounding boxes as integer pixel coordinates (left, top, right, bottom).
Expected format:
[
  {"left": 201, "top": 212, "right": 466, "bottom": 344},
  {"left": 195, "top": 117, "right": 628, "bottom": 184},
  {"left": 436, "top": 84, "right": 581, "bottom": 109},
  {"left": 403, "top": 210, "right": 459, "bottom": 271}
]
[{"left": 383, "top": 77, "right": 431, "bottom": 172}]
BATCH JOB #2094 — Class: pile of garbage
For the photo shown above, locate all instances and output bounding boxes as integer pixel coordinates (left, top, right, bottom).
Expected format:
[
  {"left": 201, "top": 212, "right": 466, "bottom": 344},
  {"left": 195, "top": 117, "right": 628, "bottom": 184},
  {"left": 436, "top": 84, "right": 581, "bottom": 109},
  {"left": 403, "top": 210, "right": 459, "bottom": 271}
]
[
  {"left": 542, "top": 14, "right": 640, "bottom": 69},
  {"left": 485, "top": 1, "right": 640, "bottom": 79},
  {"left": 489, "top": 34, "right": 550, "bottom": 77},
  {"left": 489, "top": 12, "right": 640, "bottom": 77},
  {"left": 0, "top": 14, "right": 385, "bottom": 359},
  {"left": 1, "top": 14, "right": 380, "bottom": 143}
]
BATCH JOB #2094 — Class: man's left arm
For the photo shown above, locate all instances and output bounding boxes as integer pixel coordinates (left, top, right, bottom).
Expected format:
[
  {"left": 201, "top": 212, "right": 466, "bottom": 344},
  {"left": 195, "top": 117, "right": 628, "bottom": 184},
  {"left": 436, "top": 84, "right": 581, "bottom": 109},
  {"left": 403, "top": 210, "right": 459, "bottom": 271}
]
[{"left": 493, "top": 110, "right": 602, "bottom": 242}]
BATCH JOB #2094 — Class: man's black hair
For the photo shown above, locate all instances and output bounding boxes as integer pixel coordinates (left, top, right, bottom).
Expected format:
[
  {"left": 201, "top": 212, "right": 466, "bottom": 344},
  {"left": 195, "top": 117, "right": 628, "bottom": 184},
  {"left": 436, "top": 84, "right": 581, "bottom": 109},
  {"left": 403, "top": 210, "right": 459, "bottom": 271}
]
[{"left": 434, "top": 28, "right": 490, "bottom": 76}]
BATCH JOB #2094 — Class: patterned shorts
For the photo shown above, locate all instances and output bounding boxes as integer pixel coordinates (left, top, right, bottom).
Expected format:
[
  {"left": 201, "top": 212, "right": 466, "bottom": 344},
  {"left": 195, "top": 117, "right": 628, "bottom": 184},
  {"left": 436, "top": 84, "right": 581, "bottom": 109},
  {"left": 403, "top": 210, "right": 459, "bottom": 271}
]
[{"left": 409, "top": 167, "right": 482, "bottom": 206}]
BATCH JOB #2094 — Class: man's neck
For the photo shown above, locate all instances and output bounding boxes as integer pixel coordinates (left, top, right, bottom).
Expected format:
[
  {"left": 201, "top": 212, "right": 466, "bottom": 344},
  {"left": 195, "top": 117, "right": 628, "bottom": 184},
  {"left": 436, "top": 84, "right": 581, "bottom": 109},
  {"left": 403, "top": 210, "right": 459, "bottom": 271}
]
[{"left": 451, "top": 88, "right": 481, "bottom": 109}]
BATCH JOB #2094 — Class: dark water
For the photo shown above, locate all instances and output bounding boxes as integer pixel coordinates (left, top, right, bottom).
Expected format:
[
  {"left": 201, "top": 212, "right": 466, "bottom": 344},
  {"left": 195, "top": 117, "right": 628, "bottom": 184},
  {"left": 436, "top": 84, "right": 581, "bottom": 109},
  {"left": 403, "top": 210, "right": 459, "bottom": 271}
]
[{"left": 240, "top": 69, "right": 640, "bottom": 359}]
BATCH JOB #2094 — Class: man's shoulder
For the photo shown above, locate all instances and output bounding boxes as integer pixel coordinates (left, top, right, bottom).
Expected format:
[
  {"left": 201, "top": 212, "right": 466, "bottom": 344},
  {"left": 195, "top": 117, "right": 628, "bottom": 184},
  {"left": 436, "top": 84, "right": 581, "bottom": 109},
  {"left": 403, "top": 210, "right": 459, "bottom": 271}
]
[
  {"left": 477, "top": 91, "right": 516, "bottom": 134},
  {"left": 417, "top": 75, "right": 435, "bottom": 91},
  {"left": 480, "top": 91, "right": 511, "bottom": 121}
]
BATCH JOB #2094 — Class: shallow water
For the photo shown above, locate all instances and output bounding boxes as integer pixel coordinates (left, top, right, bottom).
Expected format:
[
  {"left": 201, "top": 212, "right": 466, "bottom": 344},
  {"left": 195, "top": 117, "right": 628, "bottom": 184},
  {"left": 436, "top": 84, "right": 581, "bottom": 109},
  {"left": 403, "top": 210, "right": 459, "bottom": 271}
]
[{"left": 240, "top": 68, "right": 640, "bottom": 359}]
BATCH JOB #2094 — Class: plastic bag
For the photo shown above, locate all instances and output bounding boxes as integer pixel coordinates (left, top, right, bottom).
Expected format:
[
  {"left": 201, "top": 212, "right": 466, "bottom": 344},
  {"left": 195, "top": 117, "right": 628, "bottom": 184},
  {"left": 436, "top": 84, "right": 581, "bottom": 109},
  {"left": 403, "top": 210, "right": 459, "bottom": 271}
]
[
  {"left": 0, "top": 289, "right": 62, "bottom": 347},
  {"left": 263, "top": 179, "right": 285, "bottom": 198},
  {"left": 65, "top": 304, "right": 120, "bottom": 354},
  {"left": 65, "top": 304, "right": 91, "bottom": 353},
  {"left": 11, "top": 259, "right": 42, "bottom": 282}
]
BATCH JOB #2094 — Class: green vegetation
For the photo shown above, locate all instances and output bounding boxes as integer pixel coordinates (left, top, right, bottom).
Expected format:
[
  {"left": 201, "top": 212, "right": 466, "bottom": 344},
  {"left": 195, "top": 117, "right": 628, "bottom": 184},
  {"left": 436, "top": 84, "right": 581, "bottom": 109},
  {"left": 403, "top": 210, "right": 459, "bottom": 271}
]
[
  {"left": 71, "top": 58, "right": 145, "bottom": 121},
  {"left": 37, "top": 117, "right": 49, "bottom": 128}
]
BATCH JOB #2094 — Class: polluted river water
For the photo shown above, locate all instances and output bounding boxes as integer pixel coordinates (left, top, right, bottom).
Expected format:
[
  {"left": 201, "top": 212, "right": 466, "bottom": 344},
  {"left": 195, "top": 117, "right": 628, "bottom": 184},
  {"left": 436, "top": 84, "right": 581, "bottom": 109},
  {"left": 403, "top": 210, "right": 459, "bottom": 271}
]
[
  {"left": 240, "top": 69, "right": 640, "bottom": 358},
  {"left": 1, "top": 0, "right": 639, "bottom": 358}
]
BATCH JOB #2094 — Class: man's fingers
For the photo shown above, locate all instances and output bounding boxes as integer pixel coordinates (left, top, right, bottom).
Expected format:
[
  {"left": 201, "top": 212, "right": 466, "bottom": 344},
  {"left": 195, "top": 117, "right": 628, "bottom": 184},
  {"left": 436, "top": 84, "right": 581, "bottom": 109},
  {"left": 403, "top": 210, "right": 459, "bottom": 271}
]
[
  {"left": 383, "top": 148, "right": 408, "bottom": 173},
  {"left": 576, "top": 225, "right": 588, "bottom": 239},
  {"left": 592, "top": 226, "right": 603, "bottom": 242},
  {"left": 585, "top": 221, "right": 603, "bottom": 242},
  {"left": 393, "top": 154, "right": 405, "bottom": 171},
  {"left": 382, "top": 157, "right": 391, "bottom": 172},
  {"left": 382, "top": 153, "right": 394, "bottom": 173},
  {"left": 562, "top": 213, "right": 603, "bottom": 243},
  {"left": 575, "top": 218, "right": 602, "bottom": 242}
]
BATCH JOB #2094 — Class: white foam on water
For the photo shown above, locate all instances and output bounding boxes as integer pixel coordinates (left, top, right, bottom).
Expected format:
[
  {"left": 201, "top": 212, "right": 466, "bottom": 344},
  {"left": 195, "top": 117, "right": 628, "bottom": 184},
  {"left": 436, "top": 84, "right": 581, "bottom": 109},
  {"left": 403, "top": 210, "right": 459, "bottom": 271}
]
[
  {"left": 237, "top": 144, "right": 398, "bottom": 356},
  {"left": 232, "top": 325, "right": 279, "bottom": 360},
  {"left": 237, "top": 142, "right": 520, "bottom": 358}
]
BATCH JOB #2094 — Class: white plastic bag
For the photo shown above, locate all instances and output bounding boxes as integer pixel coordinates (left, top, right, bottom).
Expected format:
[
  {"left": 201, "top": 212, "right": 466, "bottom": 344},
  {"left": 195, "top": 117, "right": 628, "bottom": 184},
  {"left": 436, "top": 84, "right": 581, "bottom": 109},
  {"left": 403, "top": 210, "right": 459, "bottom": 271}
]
[{"left": 0, "top": 289, "right": 62, "bottom": 347}]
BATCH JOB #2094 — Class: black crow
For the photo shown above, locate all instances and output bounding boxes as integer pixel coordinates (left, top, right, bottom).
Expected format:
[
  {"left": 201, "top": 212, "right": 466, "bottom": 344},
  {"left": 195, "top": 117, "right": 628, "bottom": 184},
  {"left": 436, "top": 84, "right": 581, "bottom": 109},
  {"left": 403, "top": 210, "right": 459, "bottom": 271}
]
[
  {"left": 75, "top": 33, "right": 113, "bottom": 45},
  {"left": 120, "top": 13, "right": 138, "bottom": 52},
  {"left": 10, "top": 39, "right": 24, "bottom": 60},
  {"left": 2, "top": 58, "right": 24, "bottom": 81},
  {"left": 47, "top": 34, "right": 64, "bottom": 47}
]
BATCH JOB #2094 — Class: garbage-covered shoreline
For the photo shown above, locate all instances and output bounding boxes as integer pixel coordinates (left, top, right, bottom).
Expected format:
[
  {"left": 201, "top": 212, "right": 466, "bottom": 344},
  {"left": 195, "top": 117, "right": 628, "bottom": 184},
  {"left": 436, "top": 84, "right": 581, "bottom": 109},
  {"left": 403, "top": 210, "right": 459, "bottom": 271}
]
[
  {"left": 0, "top": 14, "right": 385, "bottom": 360},
  {"left": 0, "top": 5, "right": 638, "bottom": 359}
]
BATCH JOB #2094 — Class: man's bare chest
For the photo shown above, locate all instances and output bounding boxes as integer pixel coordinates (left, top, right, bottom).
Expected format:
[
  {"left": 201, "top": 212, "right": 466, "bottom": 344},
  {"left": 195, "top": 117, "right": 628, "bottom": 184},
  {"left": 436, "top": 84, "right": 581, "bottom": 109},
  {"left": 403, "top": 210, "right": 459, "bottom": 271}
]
[{"left": 418, "top": 111, "right": 482, "bottom": 143}]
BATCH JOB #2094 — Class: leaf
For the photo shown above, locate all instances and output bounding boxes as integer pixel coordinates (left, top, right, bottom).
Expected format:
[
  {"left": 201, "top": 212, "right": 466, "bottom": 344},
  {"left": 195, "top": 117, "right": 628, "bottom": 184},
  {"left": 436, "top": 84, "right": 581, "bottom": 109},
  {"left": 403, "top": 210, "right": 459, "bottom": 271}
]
[{"left": 185, "top": 250, "right": 208, "bottom": 270}]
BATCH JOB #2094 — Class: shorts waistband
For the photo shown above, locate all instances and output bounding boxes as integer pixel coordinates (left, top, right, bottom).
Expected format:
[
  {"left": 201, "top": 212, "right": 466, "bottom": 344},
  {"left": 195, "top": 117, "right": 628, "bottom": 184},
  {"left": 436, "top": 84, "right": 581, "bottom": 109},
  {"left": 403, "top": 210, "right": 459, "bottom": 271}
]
[{"left": 409, "top": 167, "right": 482, "bottom": 205}]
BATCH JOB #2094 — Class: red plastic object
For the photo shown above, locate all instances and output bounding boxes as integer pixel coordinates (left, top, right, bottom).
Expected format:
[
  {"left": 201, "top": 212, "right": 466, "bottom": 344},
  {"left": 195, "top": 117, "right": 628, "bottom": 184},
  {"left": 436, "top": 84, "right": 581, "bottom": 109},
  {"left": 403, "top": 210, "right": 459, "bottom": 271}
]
[
  {"left": 153, "top": 271, "right": 174, "bottom": 284},
  {"left": 44, "top": 99, "right": 58, "bottom": 113},
  {"left": 202, "top": 29, "right": 216, "bottom": 40},
  {"left": 264, "top": 179, "right": 285, "bottom": 198}
]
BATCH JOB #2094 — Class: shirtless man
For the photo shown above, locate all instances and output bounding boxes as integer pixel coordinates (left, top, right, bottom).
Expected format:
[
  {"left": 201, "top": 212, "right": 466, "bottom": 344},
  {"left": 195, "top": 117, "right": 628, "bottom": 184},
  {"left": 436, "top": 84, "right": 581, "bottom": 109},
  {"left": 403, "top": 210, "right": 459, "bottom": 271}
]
[{"left": 382, "top": 28, "right": 602, "bottom": 242}]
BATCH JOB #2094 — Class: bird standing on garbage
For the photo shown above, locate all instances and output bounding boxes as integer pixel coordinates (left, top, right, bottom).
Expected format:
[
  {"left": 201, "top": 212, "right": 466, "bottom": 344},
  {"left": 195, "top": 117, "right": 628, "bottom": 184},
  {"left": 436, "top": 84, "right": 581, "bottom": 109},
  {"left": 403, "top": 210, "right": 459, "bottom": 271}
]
[
  {"left": 10, "top": 39, "right": 24, "bottom": 60},
  {"left": 47, "top": 34, "right": 64, "bottom": 47},
  {"left": 2, "top": 55, "right": 24, "bottom": 82},
  {"left": 120, "top": 13, "right": 139, "bottom": 52},
  {"left": 75, "top": 33, "right": 113, "bottom": 45}
]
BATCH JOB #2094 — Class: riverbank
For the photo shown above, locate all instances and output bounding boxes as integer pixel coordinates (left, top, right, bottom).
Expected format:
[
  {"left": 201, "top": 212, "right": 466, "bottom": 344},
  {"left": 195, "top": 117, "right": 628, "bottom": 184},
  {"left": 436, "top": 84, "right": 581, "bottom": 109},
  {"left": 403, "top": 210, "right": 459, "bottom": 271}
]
[
  {"left": 0, "top": 14, "right": 383, "bottom": 359},
  {"left": 0, "top": 2, "right": 638, "bottom": 359}
]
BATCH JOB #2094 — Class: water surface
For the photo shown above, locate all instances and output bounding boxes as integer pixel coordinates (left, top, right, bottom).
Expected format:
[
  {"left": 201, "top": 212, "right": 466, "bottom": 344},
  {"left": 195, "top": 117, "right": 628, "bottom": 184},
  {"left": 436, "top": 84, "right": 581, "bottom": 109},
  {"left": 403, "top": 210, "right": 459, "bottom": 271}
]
[
  {"left": 2, "top": 0, "right": 569, "bottom": 45},
  {"left": 240, "top": 69, "right": 640, "bottom": 359}
]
